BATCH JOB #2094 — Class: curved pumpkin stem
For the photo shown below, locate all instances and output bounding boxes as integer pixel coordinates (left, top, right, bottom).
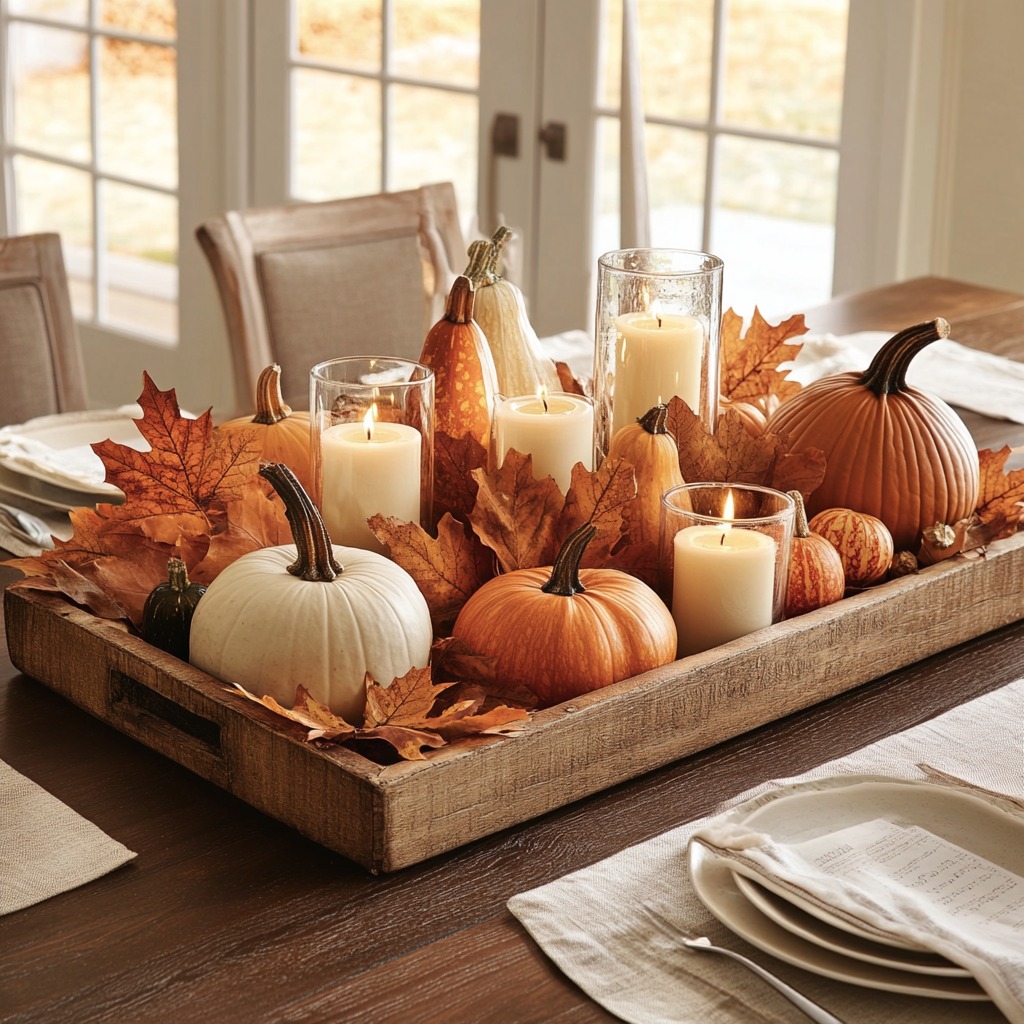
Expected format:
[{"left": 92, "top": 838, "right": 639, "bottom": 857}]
[
  {"left": 443, "top": 274, "right": 476, "bottom": 324},
  {"left": 259, "top": 462, "right": 342, "bottom": 582},
  {"left": 541, "top": 522, "right": 597, "bottom": 597},
  {"left": 787, "top": 490, "right": 811, "bottom": 539},
  {"left": 464, "top": 239, "right": 494, "bottom": 288},
  {"left": 859, "top": 318, "right": 950, "bottom": 395},
  {"left": 638, "top": 403, "right": 670, "bottom": 435},
  {"left": 252, "top": 364, "right": 293, "bottom": 425},
  {"left": 166, "top": 556, "right": 192, "bottom": 591}
]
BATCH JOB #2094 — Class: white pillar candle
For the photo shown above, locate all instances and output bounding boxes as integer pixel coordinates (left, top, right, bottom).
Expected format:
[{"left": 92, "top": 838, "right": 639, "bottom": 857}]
[
  {"left": 672, "top": 522, "right": 776, "bottom": 657},
  {"left": 494, "top": 391, "right": 594, "bottom": 493},
  {"left": 613, "top": 310, "right": 705, "bottom": 435},
  {"left": 319, "top": 410, "right": 422, "bottom": 553}
]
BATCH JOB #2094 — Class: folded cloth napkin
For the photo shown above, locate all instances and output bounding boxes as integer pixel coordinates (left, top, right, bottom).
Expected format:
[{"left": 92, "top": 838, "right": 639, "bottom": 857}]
[
  {"left": 693, "top": 779, "right": 1024, "bottom": 1021},
  {"left": 508, "top": 678, "right": 1024, "bottom": 1024},
  {"left": 790, "top": 333, "right": 1024, "bottom": 425},
  {"left": 0, "top": 760, "right": 136, "bottom": 915}
]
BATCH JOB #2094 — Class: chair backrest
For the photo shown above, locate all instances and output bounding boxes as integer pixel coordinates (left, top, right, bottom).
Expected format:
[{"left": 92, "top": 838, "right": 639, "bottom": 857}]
[
  {"left": 0, "top": 233, "right": 87, "bottom": 426},
  {"left": 195, "top": 183, "right": 465, "bottom": 410}
]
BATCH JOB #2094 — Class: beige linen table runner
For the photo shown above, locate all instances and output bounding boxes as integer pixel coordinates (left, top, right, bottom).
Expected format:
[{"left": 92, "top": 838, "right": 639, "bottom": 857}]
[
  {"left": 509, "top": 679, "right": 1024, "bottom": 1024},
  {"left": 1, "top": 760, "right": 136, "bottom": 915}
]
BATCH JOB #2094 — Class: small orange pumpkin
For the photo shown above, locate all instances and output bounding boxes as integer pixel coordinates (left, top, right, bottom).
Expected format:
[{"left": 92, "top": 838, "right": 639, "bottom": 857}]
[
  {"left": 452, "top": 523, "right": 677, "bottom": 708},
  {"left": 785, "top": 491, "right": 845, "bottom": 615},
  {"left": 607, "top": 403, "right": 685, "bottom": 546},
  {"left": 718, "top": 395, "right": 768, "bottom": 437},
  {"left": 218, "top": 364, "right": 313, "bottom": 493},
  {"left": 809, "top": 507, "right": 894, "bottom": 587}
]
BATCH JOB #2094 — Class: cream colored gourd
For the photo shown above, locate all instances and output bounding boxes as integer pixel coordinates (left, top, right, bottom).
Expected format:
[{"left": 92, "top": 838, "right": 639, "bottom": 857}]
[
  {"left": 189, "top": 463, "right": 432, "bottom": 725},
  {"left": 465, "top": 227, "right": 560, "bottom": 398}
]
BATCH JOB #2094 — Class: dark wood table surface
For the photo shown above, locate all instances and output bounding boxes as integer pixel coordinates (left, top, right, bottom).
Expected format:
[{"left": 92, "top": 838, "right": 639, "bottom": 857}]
[{"left": 2, "top": 276, "right": 1024, "bottom": 1024}]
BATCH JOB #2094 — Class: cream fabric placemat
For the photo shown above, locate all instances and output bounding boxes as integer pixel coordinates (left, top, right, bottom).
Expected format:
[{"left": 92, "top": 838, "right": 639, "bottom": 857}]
[
  {"left": 1, "top": 760, "right": 136, "bottom": 915},
  {"left": 509, "top": 680, "right": 1024, "bottom": 1024}
]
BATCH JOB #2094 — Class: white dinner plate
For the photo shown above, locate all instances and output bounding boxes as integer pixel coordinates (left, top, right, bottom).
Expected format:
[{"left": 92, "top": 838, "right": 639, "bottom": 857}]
[
  {"left": 731, "top": 872, "right": 970, "bottom": 977},
  {"left": 689, "top": 843, "right": 988, "bottom": 1000},
  {"left": 0, "top": 408, "right": 146, "bottom": 496},
  {"left": 725, "top": 775, "right": 1024, "bottom": 952}
]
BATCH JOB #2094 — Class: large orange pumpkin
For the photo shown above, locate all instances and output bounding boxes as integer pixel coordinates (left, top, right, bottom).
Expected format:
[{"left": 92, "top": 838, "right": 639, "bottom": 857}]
[{"left": 766, "top": 319, "right": 979, "bottom": 550}]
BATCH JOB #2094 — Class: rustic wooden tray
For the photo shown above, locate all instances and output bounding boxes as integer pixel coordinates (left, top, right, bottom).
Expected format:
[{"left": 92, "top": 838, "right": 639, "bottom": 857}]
[{"left": 6, "top": 529, "right": 1024, "bottom": 873}]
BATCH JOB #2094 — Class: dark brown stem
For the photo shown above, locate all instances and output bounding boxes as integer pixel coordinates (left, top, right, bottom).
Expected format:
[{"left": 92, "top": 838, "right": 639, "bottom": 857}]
[
  {"left": 259, "top": 462, "right": 342, "bottom": 582},
  {"left": 166, "top": 557, "right": 192, "bottom": 591},
  {"left": 858, "top": 318, "right": 950, "bottom": 395},
  {"left": 252, "top": 364, "right": 293, "bottom": 425},
  {"left": 541, "top": 523, "right": 597, "bottom": 597},
  {"left": 638, "top": 403, "right": 670, "bottom": 435},
  {"left": 443, "top": 275, "right": 476, "bottom": 324}
]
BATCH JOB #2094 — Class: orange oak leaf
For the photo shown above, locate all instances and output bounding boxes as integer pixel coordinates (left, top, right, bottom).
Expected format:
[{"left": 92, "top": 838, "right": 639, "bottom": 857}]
[
  {"left": 368, "top": 511, "right": 495, "bottom": 626},
  {"left": 468, "top": 449, "right": 564, "bottom": 571},
  {"left": 432, "top": 430, "right": 488, "bottom": 527},
  {"left": 720, "top": 307, "right": 807, "bottom": 403},
  {"left": 92, "top": 372, "right": 263, "bottom": 532},
  {"left": 230, "top": 684, "right": 356, "bottom": 741},
  {"left": 975, "top": 446, "right": 1024, "bottom": 534}
]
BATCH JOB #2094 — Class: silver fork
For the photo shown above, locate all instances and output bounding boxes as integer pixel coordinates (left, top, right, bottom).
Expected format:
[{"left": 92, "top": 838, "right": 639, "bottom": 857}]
[{"left": 642, "top": 902, "right": 846, "bottom": 1024}]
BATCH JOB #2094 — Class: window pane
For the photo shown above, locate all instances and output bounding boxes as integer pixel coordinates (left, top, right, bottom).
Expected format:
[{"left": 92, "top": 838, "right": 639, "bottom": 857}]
[
  {"left": 14, "top": 155, "right": 94, "bottom": 318},
  {"left": 292, "top": 69, "right": 381, "bottom": 200},
  {"left": 9, "top": 23, "right": 90, "bottom": 162},
  {"left": 390, "top": 85, "right": 477, "bottom": 217},
  {"left": 101, "top": 181, "right": 178, "bottom": 339},
  {"left": 99, "top": 0, "right": 176, "bottom": 38},
  {"left": 99, "top": 37, "right": 177, "bottom": 188},
  {"left": 712, "top": 136, "right": 838, "bottom": 316},
  {"left": 595, "top": 116, "right": 620, "bottom": 257},
  {"left": 648, "top": 124, "right": 706, "bottom": 249},
  {"left": 8, "top": 0, "right": 86, "bottom": 22},
  {"left": 723, "top": 0, "right": 847, "bottom": 138},
  {"left": 297, "top": 0, "right": 381, "bottom": 70},
  {"left": 392, "top": 0, "right": 479, "bottom": 87},
  {"left": 602, "top": 0, "right": 713, "bottom": 122}
]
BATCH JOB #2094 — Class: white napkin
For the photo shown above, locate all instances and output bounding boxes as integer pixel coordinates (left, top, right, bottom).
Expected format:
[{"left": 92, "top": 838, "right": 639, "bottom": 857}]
[
  {"left": 508, "top": 679, "right": 1024, "bottom": 1024},
  {"left": 1, "top": 761, "right": 136, "bottom": 915},
  {"left": 694, "top": 782, "right": 1024, "bottom": 1021},
  {"left": 790, "top": 333, "right": 1024, "bottom": 424}
]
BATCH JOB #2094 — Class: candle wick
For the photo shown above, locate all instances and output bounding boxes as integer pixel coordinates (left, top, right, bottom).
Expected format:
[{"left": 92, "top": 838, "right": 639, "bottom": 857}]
[
  {"left": 657, "top": 316, "right": 663, "bottom": 328},
  {"left": 542, "top": 392, "right": 549, "bottom": 413},
  {"left": 719, "top": 532, "right": 726, "bottom": 546}
]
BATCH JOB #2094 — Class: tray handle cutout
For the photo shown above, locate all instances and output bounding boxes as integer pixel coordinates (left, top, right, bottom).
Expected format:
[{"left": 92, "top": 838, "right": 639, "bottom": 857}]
[{"left": 109, "top": 670, "right": 228, "bottom": 785}]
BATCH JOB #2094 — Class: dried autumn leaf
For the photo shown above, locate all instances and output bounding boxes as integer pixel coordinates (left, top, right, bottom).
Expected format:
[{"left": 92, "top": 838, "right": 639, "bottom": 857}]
[
  {"left": 428, "top": 703, "right": 528, "bottom": 739},
  {"left": 975, "top": 445, "right": 1024, "bottom": 536},
  {"left": 720, "top": 307, "right": 807, "bottom": 403},
  {"left": 559, "top": 457, "right": 637, "bottom": 536},
  {"left": 368, "top": 511, "right": 495, "bottom": 626},
  {"left": 432, "top": 430, "right": 488, "bottom": 527},
  {"left": 231, "top": 684, "right": 355, "bottom": 741},
  {"left": 362, "top": 667, "right": 457, "bottom": 729},
  {"left": 468, "top": 449, "right": 564, "bottom": 571},
  {"left": 554, "top": 360, "right": 589, "bottom": 396}
]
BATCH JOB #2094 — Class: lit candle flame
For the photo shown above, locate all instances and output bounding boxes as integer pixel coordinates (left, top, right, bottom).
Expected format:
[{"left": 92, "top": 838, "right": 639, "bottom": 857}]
[
  {"left": 363, "top": 403, "right": 377, "bottom": 441},
  {"left": 651, "top": 299, "right": 664, "bottom": 329},
  {"left": 720, "top": 489, "right": 735, "bottom": 544}
]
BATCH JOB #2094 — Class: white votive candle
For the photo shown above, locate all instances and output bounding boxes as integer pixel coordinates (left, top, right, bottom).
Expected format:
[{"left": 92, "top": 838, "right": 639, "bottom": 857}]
[
  {"left": 672, "top": 523, "right": 776, "bottom": 657},
  {"left": 319, "top": 411, "right": 422, "bottom": 553},
  {"left": 613, "top": 310, "right": 705, "bottom": 434},
  {"left": 494, "top": 391, "right": 594, "bottom": 493}
]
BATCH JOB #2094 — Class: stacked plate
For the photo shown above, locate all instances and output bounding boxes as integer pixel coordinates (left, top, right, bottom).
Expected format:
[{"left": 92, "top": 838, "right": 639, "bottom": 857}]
[
  {"left": 0, "top": 408, "right": 145, "bottom": 511},
  {"left": 689, "top": 776, "right": 1024, "bottom": 1001}
]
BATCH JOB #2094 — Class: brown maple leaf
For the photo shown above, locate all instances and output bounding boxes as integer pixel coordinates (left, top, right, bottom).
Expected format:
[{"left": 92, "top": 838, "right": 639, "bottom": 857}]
[
  {"left": 432, "top": 430, "right": 488, "bottom": 527},
  {"left": 468, "top": 450, "right": 564, "bottom": 571},
  {"left": 974, "top": 446, "right": 1024, "bottom": 536},
  {"left": 668, "top": 398, "right": 825, "bottom": 498},
  {"left": 554, "top": 360, "right": 589, "bottom": 396},
  {"left": 362, "top": 667, "right": 458, "bottom": 728},
  {"left": 93, "top": 372, "right": 263, "bottom": 533},
  {"left": 720, "top": 307, "right": 807, "bottom": 403},
  {"left": 368, "top": 512, "right": 495, "bottom": 626}
]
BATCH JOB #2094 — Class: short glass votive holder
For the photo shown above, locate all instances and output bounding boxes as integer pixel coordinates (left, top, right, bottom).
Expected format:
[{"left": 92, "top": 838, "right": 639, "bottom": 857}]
[
  {"left": 660, "top": 483, "right": 795, "bottom": 658},
  {"left": 493, "top": 391, "right": 595, "bottom": 494},
  {"left": 594, "top": 248, "right": 723, "bottom": 460},
  {"left": 309, "top": 356, "right": 434, "bottom": 553}
]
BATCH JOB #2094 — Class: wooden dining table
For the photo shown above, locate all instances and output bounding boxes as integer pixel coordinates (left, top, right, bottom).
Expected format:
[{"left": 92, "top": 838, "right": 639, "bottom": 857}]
[{"left": 2, "top": 275, "right": 1023, "bottom": 1023}]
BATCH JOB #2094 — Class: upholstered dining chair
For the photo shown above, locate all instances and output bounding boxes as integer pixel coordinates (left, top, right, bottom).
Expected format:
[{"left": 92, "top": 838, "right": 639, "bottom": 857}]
[
  {"left": 195, "top": 182, "right": 465, "bottom": 410},
  {"left": 0, "top": 233, "right": 87, "bottom": 426}
]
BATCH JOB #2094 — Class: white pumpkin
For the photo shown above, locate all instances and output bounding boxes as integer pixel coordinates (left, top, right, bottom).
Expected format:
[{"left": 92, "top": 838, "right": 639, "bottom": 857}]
[{"left": 189, "top": 463, "right": 433, "bottom": 725}]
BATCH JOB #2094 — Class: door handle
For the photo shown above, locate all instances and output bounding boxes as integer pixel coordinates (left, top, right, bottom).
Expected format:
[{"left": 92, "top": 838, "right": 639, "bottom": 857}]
[{"left": 539, "top": 121, "right": 567, "bottom": 161}]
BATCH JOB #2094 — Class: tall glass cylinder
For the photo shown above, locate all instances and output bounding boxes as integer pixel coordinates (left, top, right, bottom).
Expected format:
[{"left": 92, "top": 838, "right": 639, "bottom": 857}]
[
  {"left": 594, "top": 248, "right": 723, "bottom": 460},
  {"left": 310, "top": 357, "right": 434, "bottom": 553}
]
